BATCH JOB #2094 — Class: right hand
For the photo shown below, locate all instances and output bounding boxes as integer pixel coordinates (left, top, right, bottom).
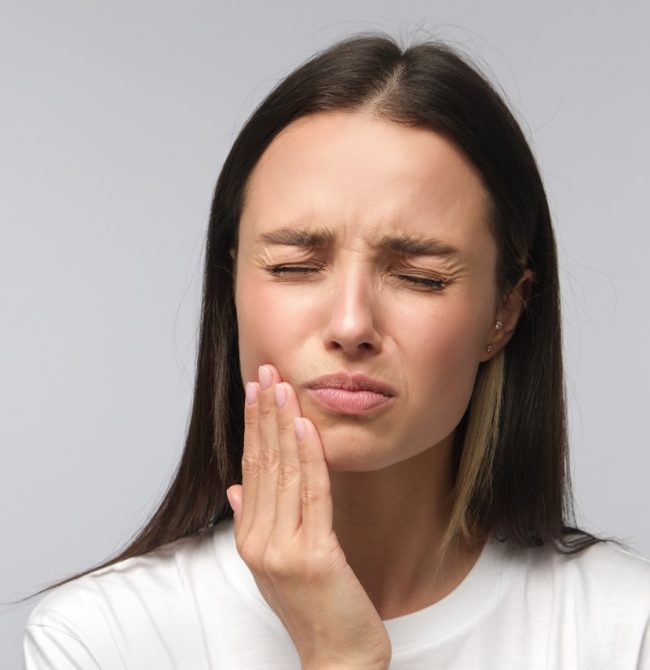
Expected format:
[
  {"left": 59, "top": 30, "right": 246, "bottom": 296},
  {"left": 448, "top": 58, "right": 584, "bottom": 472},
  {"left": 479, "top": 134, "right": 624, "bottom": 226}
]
[{"left": 226, "top": 364, "right": 392, "bottom": 670}]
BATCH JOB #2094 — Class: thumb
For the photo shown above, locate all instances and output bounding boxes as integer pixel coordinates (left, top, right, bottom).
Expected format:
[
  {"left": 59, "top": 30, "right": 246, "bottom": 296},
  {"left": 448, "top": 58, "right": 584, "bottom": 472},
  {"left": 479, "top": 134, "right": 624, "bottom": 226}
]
[{"left": 226, "top": 485, "right": 242, "bottom": 518}]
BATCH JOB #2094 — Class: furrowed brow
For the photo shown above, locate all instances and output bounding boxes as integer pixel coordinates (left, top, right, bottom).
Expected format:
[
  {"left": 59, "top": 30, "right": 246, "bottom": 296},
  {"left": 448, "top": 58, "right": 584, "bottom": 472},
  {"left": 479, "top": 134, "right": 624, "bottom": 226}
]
[
  {"left": 377, "top": 233, "right": 460, "bottom": 258},
  {"left": 258, "top": 226, "right": 334, "bottom": 248}
]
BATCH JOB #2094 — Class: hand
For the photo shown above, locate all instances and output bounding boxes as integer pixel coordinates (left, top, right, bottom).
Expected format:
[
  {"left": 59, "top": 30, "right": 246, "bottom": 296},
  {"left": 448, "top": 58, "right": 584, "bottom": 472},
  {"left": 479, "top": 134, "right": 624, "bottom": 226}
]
[{"left": 226, "top": 364, "right": 392, "bottom": 670}]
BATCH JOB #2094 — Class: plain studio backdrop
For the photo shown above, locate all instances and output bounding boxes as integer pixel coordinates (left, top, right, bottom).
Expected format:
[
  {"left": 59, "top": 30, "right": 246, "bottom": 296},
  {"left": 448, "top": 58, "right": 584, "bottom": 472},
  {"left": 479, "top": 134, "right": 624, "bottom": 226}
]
[{"left": 1, "top": 1, "right": 649, "bottom": 666}]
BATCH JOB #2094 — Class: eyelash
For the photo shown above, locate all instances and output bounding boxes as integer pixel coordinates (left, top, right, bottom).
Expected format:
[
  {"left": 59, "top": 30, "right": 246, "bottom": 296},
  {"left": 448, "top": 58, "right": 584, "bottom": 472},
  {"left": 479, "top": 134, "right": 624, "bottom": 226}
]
[
  {"left": 267, "top": 264, "right": 323, "bottom": 276},
  {"left": 264, "top": 264, "right": 447, "bottom": 291}
]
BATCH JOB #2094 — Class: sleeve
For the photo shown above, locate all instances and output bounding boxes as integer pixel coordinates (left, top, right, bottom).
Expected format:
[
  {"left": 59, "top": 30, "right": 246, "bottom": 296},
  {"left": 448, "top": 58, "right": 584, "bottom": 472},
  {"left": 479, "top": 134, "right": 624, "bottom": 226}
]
[{"left": 23, "top": 624, "right": 102, "bottom": 670}]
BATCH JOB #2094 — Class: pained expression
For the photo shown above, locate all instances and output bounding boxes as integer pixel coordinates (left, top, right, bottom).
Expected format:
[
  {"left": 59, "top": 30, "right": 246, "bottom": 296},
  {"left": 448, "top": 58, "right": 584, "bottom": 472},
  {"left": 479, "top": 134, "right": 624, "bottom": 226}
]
[{"left": 234, "top": 111, "right": 500, "bottom": 472}]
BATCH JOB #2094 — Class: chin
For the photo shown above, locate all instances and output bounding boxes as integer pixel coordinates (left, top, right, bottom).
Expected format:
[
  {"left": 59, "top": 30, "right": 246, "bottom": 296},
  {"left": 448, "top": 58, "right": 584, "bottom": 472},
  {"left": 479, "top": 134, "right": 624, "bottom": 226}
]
[
  {"left": 324, "top": 451, "right": 382, "bottom": 472},
  {"left": 318, "top": 428, "right": 409, "bottom": 473},
  {"left": 315, "top": 418, "right": 455, "bottom": 474},
  {"left": 323, "top": 452, "right": 393, "bottom": 473}
]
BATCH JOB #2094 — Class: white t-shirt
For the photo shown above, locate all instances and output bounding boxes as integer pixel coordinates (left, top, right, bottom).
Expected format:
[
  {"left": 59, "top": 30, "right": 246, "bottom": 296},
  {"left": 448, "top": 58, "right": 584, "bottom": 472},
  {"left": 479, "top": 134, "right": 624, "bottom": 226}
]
[{"left": 24, "top": 519, "right": 650, "bottom": 669}]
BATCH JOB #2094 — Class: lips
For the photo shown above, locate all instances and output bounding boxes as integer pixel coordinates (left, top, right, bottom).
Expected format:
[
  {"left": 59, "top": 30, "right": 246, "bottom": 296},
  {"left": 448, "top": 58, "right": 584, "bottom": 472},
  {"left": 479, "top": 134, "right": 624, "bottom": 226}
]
[
  {"left": 306, "top": 373, "right": 396, "bottom": 396},
  {"left": 305, "top": 373, "right": 396, "bottom": 415}
]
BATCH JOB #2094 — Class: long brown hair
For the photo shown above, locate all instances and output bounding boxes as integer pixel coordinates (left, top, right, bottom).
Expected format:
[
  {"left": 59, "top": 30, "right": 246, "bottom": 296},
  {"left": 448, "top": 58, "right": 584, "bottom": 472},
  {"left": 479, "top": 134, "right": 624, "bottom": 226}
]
[{"left": 24, "top": 32, "right": 611, "bottom": 601}]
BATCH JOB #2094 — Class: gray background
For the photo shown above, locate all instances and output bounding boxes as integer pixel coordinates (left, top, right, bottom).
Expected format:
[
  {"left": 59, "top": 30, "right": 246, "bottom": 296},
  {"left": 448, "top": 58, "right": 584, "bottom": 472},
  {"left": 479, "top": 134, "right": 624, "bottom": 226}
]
[{"left": 2, "top": 1, "right": 649, "bottom": 666}]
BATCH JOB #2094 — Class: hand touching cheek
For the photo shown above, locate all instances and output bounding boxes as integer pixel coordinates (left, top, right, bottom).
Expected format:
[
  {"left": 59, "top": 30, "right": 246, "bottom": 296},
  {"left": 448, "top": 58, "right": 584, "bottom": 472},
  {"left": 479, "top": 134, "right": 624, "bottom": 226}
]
[{"left": 227, "top": 364, "right": 392, "bottom": 670}]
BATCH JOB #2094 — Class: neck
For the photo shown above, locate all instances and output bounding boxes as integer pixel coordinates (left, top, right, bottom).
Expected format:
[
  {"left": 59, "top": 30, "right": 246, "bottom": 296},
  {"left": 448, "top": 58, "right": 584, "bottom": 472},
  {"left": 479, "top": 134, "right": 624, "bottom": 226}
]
[{"left": 329, "top": 434, "right": 484, "bottom": 620}]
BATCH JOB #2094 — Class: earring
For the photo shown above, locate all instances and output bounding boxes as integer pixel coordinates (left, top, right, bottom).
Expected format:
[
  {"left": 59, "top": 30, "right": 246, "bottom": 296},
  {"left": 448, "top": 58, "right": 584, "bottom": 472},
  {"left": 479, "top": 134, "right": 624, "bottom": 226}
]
[
  {"left": 486, "top": 344, "right": 493, "bottom": 353},
  {"left": 495, "top": 320, "right": 503, "bottom": 330}
]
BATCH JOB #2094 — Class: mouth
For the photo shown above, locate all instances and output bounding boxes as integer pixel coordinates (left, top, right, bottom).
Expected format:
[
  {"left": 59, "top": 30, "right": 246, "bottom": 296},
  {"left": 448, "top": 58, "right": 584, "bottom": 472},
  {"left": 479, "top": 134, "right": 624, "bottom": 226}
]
[{"left": 305, "top": 373, "right": 396, "bottom": 416}]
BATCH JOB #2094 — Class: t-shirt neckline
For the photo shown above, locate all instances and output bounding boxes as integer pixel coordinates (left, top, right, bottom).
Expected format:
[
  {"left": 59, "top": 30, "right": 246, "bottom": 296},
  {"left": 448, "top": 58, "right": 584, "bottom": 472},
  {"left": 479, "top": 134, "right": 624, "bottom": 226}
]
[
  {"left": 215, "top": 520, "right": 512, "bottom": 654},
  {"left": 382, "top": 535, "right": 511, "bottom": 653}
]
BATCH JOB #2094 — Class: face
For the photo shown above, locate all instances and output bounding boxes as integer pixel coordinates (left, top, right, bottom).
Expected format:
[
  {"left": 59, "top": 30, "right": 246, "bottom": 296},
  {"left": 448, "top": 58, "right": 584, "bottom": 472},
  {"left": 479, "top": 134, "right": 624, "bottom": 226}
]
[{"left": 234, "top": 111, "right": 501, "bottom": 472}]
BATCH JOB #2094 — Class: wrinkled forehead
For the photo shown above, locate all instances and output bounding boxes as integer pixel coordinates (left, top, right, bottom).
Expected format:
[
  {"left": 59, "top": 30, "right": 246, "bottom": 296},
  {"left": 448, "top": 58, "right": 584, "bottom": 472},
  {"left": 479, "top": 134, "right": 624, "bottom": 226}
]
[{"left": 238, "top": 111, "right": 494, "bottom": 261}]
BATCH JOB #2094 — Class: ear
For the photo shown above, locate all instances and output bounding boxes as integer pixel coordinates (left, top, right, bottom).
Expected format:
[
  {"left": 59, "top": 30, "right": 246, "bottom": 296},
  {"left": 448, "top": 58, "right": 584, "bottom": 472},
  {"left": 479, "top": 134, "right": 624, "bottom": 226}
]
[{"left": 480, "top": 269, "right": 534, "bottom": 362}]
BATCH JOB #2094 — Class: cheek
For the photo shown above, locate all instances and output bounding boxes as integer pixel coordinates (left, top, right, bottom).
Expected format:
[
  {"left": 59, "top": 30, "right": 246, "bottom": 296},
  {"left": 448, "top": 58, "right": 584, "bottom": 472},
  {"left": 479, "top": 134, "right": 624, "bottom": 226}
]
[
  {"left": 399, "top": 294, "right": 489, "bottom": 365},
  {"left": 235, "top": 278, "right": 297, "bottom": 382},
  {"left": 399, "top": 300, "right": 490, "bottom": 418}
]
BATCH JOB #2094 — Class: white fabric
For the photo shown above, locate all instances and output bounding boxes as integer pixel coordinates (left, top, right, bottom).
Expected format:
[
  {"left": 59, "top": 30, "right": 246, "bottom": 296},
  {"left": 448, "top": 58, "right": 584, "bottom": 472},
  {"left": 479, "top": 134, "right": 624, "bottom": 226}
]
[{"left": 24, "top": 519, "right": 650, "bottom": 669}]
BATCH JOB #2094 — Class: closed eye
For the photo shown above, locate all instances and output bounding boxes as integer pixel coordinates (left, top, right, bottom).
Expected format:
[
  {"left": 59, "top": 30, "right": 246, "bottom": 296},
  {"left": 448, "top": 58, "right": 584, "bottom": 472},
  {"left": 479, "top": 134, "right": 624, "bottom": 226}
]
[
  {"left": 264, "top": 265, "right": 447, "bottom": 291},
  {"left": 396, "top": 274, "right": 447, "bottom": 291},
  {"left": 265, "top": 264, "right": 324, "bottom": 277}
]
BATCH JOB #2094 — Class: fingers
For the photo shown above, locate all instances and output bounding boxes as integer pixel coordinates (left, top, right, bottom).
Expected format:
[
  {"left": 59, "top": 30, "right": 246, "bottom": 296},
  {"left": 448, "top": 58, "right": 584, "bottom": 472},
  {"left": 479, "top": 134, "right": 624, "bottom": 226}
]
[
  {"left": 239, "top": 380, "right": 260, "bottom": 538},
  {"left": 296, "top": 416, "right": 333, "bottom": 545},
  {"left": 239, "top": 365, "right": 282, "bottom": 539},
  {"left": 226, "top": 484, "right": 242, "bottom": 517},
  {"left": 273, "top": 381, "right": 304, "bottom": 537},
  {"left": 273, "top": 376, "right": 333, "bottom": 544},
  {"left": 251, "top": 365, "right": 282, "bottom": 536},
  {"left": 238, "top": 363, "right": 332, "bottom": 548}
]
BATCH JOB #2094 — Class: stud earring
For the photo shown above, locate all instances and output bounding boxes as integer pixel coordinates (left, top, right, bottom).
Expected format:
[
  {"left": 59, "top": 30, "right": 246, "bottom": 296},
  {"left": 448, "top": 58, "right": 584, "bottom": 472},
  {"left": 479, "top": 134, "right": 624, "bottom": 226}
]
[
  {"left": 486, "top": 344, "right": 493, "bottom": 353},
  {"left": 495, "top": 320, "right": 503, "bottom": 330}
]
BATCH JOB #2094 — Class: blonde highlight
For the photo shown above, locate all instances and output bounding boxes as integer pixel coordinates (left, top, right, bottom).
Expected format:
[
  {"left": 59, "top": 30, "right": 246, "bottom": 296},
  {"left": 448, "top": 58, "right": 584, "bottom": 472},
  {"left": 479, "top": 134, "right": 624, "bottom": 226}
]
[{"left": 438, "top": 349, "right": 505, "bottom": 564}]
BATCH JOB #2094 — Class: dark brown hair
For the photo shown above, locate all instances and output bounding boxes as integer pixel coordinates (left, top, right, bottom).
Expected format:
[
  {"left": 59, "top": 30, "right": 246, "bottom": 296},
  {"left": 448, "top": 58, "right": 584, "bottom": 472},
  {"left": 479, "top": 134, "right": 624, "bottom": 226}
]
[{"left": 24, "top": 32, "right": 612, "bottom": 601}]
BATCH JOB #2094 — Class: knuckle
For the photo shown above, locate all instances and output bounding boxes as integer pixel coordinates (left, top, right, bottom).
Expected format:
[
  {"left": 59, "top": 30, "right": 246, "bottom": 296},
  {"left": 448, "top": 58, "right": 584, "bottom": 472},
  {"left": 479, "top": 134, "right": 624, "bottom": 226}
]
[
  {"left": 300, "top": 483, "right": 328, "bottom": 507},
  {"left": 262, "top": 547, "right": 291, "bottom": 578},
  {"left": 305, "top": 542, "right": 340, "bottom": 578},
  {"left": 243, "top": 414, "right": 257, "bottom": 433},
  {"left": 285, "top": 546, "right": 337, "bottom": 581},
  {"left": 258, "top": 540, "right": 339, "bottom": 581},
  {"left": 238, "top": 540, "right": 263, "bottom": 571},
  {"left": 243, "top": 403, "right": 258, "bottom": 429},
  {"left": 257, "top": 447, "right": 279, "bottom": 472},
  {"left": 241, "top": 455, "right": 258, "bottom": 478},
  {"left": 258, "top": 400, "right": 274, "bottom": 417},
  {"left": 277, "top": 462, "right": 301, "bottom": 489}
]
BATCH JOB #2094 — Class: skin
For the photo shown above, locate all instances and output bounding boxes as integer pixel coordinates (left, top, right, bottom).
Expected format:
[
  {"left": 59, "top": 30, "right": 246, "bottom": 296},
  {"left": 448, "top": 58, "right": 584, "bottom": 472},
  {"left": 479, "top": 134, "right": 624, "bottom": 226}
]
[{"left": 227, "top": 110, "right": 530, "bottom": 668}]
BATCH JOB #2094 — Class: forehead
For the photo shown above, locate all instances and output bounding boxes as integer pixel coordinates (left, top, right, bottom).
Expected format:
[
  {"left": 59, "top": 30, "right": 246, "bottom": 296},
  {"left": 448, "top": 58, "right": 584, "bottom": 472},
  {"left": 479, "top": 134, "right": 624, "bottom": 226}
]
[{"left": 239, "top": 111, "right": 493, "bottom": 255}]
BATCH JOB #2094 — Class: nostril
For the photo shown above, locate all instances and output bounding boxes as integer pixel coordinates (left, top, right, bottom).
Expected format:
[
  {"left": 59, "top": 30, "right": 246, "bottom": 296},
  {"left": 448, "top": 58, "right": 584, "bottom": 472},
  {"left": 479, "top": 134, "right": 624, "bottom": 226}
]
[
  {"left": 327, "top": 338, "right": 377, "bottom": 354},
  {"left": 321, "top": 296, "right": 382, "bottom": 354}
]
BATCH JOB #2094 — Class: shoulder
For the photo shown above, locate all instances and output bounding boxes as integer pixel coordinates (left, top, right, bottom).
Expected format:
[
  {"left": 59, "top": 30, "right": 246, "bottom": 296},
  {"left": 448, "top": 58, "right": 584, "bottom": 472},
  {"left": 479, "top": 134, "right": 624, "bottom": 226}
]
[
  {"left": 24, "top": 523, "right": 237, "bottom": 666},
  {"left": 508, "top": 538, "right": 650, "bottom": 641},
  {"left": 23, "top": 521, "right": 292, "bottom": 668},
  {"left": 28, "top": 530, "right": 208, "bottom": 624},
  {"left": 515, "top": 537, "right": 650, "bottom": 603},
  {"left": 545, "top": 539, "right": 650, "bottom": 599},
  {"left": 481, "top": 538, "right": 650, "bottom": 666},
  {"left": 29, "top": 522, "right": 243, "bottom": 625}
]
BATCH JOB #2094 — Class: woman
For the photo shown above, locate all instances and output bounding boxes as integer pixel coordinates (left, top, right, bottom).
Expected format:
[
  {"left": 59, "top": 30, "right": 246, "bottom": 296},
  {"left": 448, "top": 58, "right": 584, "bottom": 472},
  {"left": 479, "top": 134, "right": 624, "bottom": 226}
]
[{"left": 24, "top": 34, "right": 650, "bottom": 669}]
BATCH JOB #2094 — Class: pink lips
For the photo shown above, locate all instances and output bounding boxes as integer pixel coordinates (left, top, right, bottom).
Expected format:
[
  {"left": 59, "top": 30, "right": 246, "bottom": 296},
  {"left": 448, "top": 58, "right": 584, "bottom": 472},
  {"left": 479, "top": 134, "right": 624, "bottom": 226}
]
[{"left": 305, "top": 373, "right": 396, "bottom": 416}]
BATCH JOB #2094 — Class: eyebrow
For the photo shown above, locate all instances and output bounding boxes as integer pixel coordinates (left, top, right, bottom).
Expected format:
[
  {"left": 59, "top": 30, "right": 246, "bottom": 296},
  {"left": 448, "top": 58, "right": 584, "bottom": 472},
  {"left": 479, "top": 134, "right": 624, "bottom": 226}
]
[
  {"left": 376, "top": 233, "right": 459, "bottom": 258},
  {"left": 258, "top": 226, "right": 460, "bottom": 258},
  {"left": 259, "top": 227, "right": 334, "bottom": 248}
]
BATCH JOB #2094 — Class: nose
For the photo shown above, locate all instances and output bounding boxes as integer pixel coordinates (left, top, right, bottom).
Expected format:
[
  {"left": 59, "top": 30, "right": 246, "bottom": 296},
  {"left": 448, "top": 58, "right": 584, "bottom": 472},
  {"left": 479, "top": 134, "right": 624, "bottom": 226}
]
[{"left": 321, "top": 265, "right": 382, "bottom": 356}]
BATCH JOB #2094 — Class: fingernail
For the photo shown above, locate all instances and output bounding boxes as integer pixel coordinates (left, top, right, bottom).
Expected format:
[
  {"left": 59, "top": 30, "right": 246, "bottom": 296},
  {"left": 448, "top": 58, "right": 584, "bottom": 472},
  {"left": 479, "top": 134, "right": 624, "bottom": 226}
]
[
  {"left": 294, "top": 417, "right": 306, "bottom": 440},
  {"left": 274, "top": 383, "right": 287, "bottom": 409},
  {"left": 258, "top": 365, "right": 272, "bottom": 391},
  {"left": 245, "top": 382, "right": 258, "bottom": 405}
]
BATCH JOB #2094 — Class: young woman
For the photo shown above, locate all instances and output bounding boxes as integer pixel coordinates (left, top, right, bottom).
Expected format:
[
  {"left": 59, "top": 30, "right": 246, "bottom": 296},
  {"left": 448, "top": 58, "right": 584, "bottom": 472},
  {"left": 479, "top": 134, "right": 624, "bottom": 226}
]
[{"left": 23, "top": 34, "right": 650, "bottom": 669}]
